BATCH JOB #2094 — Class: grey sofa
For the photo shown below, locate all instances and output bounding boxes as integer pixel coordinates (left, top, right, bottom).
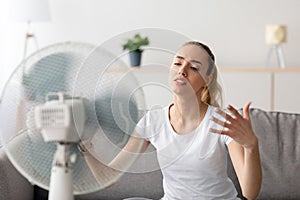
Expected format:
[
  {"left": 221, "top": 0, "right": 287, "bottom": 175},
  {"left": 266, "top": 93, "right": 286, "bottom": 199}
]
[{"left": 0, "top": 108, "right": 299, "bottom": 200}]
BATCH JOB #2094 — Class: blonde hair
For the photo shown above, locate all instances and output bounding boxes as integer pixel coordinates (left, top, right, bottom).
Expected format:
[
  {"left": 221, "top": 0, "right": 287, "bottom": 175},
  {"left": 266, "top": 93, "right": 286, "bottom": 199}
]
[
  {"left": 183, "top": 41, "right": 223, "bottom": 107},
  {"left": 201, "top": 66, "right": 223, "bottom": 107}
]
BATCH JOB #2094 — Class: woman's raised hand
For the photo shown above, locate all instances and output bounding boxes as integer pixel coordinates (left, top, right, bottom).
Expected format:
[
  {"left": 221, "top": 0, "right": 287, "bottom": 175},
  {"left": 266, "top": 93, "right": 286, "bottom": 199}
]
[{"left": 210, "top": 102, "right": 258, "bottom": 149}]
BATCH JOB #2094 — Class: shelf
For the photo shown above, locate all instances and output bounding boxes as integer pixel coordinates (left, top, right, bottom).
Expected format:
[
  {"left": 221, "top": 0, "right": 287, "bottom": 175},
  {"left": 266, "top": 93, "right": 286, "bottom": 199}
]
[
  {"left": 123, "top": 66, "right": 300, "bottom": 73},
  {"left": 104, "top": 66, "right": 169, "bottom": 73},
  {"left": 129, "top": 66, "right": 169, "bottom": 73},
  {"left": 107, "top": 66, "right": 300, "bottom": 74},
  {"left": 219, "top": 67, "right": 300, "bottom": 73}
]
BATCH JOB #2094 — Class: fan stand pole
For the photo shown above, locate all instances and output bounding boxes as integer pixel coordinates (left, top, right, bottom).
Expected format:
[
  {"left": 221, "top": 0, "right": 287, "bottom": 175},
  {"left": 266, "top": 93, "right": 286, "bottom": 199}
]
[{"left": 49, "top": 143, "right": 74, "bottom": 200}]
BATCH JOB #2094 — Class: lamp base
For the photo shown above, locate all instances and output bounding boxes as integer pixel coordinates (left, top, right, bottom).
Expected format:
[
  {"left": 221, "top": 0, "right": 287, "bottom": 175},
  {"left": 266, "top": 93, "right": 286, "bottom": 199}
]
[
  {"left": 23, "top": 21, "right": 39, "bottom": 60},
  {"left": 22, "top": 21, "right": 39, "bottom": 75},
  {"left": 266, "top": 45, "right": 286, "bottom": 69}
]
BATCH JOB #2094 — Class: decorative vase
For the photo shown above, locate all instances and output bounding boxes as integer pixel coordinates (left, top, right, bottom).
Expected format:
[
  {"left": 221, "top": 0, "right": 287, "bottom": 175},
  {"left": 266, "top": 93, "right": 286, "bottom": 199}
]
[{"left": 129, "top": 50, "right": 142, "bottom": 67}]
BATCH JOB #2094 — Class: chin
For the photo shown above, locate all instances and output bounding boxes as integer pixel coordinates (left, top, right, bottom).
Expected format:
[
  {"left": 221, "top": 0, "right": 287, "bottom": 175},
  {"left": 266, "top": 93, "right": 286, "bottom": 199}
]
[{"left": 172, "top": 87, "right": 197, "bottom": 98}]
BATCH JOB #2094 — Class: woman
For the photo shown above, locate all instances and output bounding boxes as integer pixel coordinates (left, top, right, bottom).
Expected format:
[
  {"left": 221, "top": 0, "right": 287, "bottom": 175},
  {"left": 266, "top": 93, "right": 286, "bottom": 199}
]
[{"left": 80, "top": 41, "right": 262, "bottom": 200}]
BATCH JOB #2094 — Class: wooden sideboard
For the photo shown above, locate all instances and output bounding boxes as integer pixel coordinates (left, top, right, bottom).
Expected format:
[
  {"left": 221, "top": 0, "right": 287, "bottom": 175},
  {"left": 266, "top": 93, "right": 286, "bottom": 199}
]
[
  {"left": 219, "top": 67, "right": 300, "bottom": 113},
  {"left": 129, "top": 66, "right": 300, "bottom": 113}
]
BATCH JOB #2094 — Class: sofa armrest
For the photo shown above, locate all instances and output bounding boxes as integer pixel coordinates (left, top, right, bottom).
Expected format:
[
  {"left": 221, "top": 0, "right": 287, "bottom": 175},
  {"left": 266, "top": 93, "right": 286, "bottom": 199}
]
[{"left": 0, "top": 147, "right": 34, "bottom": 200}]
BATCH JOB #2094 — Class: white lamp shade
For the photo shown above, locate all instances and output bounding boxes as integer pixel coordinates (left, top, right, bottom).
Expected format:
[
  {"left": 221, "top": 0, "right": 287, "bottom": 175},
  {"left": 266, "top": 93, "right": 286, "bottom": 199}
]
[
  {"left": 8, "top": 0, "right": 50, "bottom": 22},
  {"left": 265, "top": 24, "right": 287, "bottom": 45}
]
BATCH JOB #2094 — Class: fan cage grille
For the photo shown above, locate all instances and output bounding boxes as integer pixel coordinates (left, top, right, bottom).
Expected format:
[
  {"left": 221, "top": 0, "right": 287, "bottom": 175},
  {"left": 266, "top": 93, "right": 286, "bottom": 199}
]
[{"left": 0, "top": 41, "right": 145, "bottom": 194}]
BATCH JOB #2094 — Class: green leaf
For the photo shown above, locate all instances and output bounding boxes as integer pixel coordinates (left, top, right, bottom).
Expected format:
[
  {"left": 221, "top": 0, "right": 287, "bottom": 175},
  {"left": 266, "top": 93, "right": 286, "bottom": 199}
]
[{"left": 122, "top": 34, "right": 149, "bottom": 51}]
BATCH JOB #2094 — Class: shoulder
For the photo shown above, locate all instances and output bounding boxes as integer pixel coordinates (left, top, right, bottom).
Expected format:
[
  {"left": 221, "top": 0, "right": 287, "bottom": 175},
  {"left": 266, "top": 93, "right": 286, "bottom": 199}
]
[
  {"left": 140, "top": 106, "right": 167, "bottom": 126},
  {"left": 135, "top": 105, "right": 170, "bottom": 139}
]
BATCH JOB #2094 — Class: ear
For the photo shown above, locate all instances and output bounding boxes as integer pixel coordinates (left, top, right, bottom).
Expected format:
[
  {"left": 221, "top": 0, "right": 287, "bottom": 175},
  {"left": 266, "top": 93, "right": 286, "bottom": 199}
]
[{"left": 205, "top": 73, "right": 213, "bottom": 86}]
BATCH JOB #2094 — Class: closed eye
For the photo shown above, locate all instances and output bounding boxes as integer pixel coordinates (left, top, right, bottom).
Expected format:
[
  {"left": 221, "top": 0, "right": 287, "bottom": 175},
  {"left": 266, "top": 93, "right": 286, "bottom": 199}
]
[{"left": 191, "top": 66, "right": 200, "bottom": 71}]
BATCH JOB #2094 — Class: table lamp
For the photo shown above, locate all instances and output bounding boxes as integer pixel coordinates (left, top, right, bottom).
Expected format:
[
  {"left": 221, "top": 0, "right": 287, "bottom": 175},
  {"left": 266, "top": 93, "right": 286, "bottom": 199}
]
[{"left": 265, "top": 24, "right": 287, "bottom": 68}]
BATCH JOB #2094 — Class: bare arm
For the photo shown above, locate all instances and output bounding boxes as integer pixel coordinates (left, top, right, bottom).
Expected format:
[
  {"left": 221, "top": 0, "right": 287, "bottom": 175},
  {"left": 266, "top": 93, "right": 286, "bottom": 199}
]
[
  {"left": 108, "top": 132, "right": 150, "bottom": 170},
  {"left": 210, "top": 102, "right": 262, "bottom": 200},
  {"left": 228, "top": 139, "right": 262, "bottom": 200},
  {"left": 79, "top": 132, "right": 150, "bottom": 187}
]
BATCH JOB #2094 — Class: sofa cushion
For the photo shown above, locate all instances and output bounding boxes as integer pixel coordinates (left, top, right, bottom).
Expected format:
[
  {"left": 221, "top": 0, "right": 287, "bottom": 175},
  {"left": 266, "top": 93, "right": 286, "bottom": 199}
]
[
  {"left": 249, "top": 108, "right": 300, "bottom": 199},
  {"left": 76, "top": 144, "right": 163, "bottom": 200}
]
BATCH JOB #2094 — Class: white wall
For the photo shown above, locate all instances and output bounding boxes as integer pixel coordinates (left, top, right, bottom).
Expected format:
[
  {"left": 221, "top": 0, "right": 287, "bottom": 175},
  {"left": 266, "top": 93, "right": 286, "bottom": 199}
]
[{"left": 0, "top": 0, "right": 300, "bottom": 94}]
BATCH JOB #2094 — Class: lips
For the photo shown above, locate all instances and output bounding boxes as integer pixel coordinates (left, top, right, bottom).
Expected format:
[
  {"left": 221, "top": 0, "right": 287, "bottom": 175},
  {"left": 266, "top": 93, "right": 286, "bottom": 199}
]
[{"left": 174, "top": 76, "right": 187, "bottom": 85}]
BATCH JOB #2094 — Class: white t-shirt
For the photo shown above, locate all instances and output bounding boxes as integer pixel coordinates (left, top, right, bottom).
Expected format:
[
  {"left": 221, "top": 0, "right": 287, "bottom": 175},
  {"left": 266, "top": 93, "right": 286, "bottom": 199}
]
[{"left": 135, "top": 105, "right": 240, "bottom": 200}]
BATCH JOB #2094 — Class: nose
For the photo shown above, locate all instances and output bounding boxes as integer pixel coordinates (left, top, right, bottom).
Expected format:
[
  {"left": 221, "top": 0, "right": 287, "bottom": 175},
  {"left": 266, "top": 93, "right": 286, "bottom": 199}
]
[{"left": 178, "top": 62, "right": 188, "bottom": 77}]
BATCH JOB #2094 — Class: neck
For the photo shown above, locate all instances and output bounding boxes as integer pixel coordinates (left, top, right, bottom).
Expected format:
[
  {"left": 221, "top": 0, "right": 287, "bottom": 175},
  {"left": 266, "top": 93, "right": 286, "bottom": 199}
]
[{"left": 171, "top": 95, "right": 207, "bottom": 124}]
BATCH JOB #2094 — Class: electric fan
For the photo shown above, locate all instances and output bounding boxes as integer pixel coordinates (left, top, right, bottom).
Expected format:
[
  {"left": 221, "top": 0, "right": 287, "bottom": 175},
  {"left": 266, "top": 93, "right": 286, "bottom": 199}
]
[{"left": 0, "top": 41, "right": 146, "bottom": 199}]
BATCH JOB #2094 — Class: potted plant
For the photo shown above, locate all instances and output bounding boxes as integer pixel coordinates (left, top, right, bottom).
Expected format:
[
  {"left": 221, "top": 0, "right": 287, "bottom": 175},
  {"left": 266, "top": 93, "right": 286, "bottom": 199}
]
[{"left": 122, "top": 34, "right": 149, "bottom": 67}]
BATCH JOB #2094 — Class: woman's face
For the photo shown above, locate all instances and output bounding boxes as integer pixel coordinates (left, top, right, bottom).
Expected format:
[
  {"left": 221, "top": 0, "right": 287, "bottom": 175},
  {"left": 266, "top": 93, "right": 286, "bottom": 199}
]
[{"left": 170, "top": 44, "right": 212, "bottom": 97}]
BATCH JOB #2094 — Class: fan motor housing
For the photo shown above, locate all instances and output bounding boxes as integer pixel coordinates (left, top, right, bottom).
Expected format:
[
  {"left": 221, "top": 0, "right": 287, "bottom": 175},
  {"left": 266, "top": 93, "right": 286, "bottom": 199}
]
[{"left": 34, "top": 93, "right": 85, "bottom": 143}]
